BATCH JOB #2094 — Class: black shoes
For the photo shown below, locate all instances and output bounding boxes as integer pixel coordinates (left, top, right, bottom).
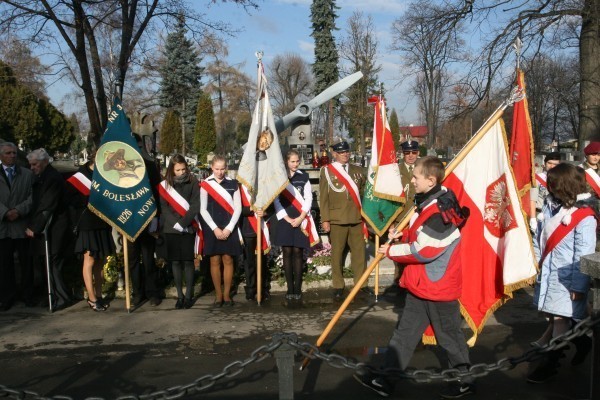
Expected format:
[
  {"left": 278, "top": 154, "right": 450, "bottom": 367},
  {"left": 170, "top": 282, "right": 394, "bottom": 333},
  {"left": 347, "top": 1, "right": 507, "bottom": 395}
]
[
  {"left": 439, "top": 383, "right": 476, "bottom": 398},
  {"left": 526, "top": 363, "right": 558, "bottom": 384},
  {"left": 183, "top": 298, "right": 193, "bottom": 309},
  {"left": 132, "top": 296, "right": 146, "bottom": 307},
  {"left": 571, "top": 335, "right": 592, "bottom": 365},
  {"left": 333, "top": 289, "right": 344, "bottom": 301},
  {"left": 149, "top": 297, "right": 162, "bottom": 306},
  {"left": 175, "top": 298, "right": 184, "bottom": 309},
  {"left": 353, "top": 372, "right": 392, "bottom": 397}
]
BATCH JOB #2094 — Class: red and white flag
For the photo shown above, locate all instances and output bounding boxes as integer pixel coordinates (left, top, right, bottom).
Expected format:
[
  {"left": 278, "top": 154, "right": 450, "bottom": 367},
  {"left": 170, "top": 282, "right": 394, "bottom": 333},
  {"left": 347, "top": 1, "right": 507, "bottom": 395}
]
[
  {"left": 509, "top": 69, "right": 535, "bottom": 215},
  {"left": 441, "top": 119, "right": 537, "bottom": 343}
]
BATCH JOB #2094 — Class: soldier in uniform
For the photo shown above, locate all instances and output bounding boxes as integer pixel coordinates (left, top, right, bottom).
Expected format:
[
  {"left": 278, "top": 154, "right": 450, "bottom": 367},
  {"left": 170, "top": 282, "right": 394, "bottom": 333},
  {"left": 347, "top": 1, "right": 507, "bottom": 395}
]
[
  {"left": 319, "top": 140, "right": 368, "bottom": 300},
  {"left": 390, "top": 140, "right": 419, "bottom": 290}
]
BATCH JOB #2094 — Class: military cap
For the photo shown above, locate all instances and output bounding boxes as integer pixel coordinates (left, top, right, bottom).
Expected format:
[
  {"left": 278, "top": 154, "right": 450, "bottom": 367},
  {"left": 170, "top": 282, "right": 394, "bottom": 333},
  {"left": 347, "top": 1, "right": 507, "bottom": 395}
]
[
  {"left": 330, "top": 140, "right": 350, "bottom": 152},
  {"left": 401, "top": 140, "right": 419, "bottom": 152}
]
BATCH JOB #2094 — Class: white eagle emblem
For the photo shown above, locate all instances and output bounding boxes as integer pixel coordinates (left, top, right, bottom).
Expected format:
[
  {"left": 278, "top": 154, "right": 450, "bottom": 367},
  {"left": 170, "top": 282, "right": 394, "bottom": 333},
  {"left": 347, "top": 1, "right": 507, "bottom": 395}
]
[{"left": 483, "top": 174, "right": 517, "bottom": 237}]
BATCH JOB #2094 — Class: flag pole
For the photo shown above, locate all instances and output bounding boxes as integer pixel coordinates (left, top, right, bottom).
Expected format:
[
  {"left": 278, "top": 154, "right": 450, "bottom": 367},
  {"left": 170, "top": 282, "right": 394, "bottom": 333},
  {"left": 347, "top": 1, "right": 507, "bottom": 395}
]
[
  {"left": 300, "top": 87, "right": 522, "bottom": 370},
  {"left": 374, "top": 234, "right": 380, "bottom": 302},
  {"left": 123, "top": 235, "right": 132, "bottom": 312},
  {"left": 256, "top": 212, "right": 263, "bottom": 305}
]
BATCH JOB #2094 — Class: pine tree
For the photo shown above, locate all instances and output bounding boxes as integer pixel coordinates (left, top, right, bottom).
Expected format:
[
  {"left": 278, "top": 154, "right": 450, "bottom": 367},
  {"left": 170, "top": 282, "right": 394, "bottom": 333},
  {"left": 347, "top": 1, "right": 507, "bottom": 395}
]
[
  {"left": 310, "top": 0, "right": 340, "bottom": 94},
  {"left": 160, "top": 110, "right": 183, "bottom": 155},
  {"left": 193, "top": 92, "right": 217, "bottom": 164},
  {"left": 311, "top": 0, "right": 340, "bottom": 143},
  {"left": 389, "top": 109, "right": 401, "bottom": 145},
  {"left": 159, "top": 16, "right": 203, "bottom": 154}
]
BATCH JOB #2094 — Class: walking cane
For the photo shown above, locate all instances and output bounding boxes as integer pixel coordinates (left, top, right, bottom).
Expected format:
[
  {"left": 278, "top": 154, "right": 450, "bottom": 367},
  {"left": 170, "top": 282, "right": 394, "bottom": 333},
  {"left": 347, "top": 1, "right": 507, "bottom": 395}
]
[{"left": 42, "top": 213, "right": 54, "bottom": 313}]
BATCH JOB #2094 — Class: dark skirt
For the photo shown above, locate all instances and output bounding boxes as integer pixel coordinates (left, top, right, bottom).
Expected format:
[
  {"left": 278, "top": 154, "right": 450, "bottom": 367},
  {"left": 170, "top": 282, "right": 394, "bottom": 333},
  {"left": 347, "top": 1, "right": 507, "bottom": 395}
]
[
  {"left": 273, "top": 220, "right": 310, "bottom": 249},
  {"left": 202, "top": 226, "right": 243, "bottom": 257},
  {"left": 75, "top": 228, "right": 115, "bottom": 261},
  {"left": 163, "top": 233, "right": 195, "bottom": 261}
]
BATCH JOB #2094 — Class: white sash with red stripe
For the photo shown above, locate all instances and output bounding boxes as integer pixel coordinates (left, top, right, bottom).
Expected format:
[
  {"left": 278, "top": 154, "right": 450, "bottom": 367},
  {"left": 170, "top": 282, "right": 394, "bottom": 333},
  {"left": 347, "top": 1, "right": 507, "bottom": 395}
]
[
  {"left": 240, "top": 185, "right": 271, "bottom": 254},
  {"left": 200, "top": 178, "right": 243, "bottom": 243},
  {"left": 535, "top": 172, "right": 547, "bottom": 188},
  {"left": 325, "top": 163, "right": 368, "bottom": 239},
  {"left": 158, "top": 181, "right": 203, "bottom": 256},
  {"left": 280, "top": 184, "right": 320, "bottom": 247},
  {"left": 67, "top": 172, "right": 91, "bottom": 196},
  {"left": 326, "top": 163, "right": 362, "bottom": 210},
  {"left": 583, "top": 168, "right": 600, "bottom": 197}
]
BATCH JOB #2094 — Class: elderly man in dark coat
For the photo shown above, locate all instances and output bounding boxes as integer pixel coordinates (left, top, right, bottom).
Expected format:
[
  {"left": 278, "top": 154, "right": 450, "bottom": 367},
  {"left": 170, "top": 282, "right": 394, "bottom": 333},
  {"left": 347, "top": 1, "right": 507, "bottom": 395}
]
[
  {"left": 0, "top": 142, "right": 34, "bottom": 311},
  {"left": 25, "top": 148, "right": 72, "bottom": 310}
]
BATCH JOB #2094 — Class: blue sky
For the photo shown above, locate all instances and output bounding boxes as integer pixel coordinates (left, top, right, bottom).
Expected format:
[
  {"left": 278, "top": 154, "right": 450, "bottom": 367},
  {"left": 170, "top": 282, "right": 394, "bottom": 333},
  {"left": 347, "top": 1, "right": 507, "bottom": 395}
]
[{"left": 202, "top": 0, "right": 418, "bottom": 122}]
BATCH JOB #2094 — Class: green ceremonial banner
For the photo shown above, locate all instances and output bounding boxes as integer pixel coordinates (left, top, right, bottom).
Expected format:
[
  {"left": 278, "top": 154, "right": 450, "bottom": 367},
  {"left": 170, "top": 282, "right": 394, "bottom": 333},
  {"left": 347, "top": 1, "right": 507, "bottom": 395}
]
[
  {"left": 88, "top": 97, "right": 157, "bottom": 241},
  {"left": 361, "top": 96, "right": 404, "bottom": 237}
]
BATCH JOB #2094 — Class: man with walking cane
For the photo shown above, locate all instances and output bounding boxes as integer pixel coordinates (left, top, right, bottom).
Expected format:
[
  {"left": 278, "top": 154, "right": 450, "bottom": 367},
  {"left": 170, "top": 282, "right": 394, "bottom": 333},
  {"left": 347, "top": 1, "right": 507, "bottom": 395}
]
[{"left": 25, "top": 148, "right": 72, "bottom": 311}]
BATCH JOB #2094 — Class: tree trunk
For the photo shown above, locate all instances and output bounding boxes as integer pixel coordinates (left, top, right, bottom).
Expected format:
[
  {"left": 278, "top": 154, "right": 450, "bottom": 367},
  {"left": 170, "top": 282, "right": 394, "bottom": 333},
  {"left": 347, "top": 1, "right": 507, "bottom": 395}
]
[
  {"left": 181, "top": 98, "right": 187, "bottom": 155},
  {"left": 579, "top": 0, "right": 600, "bottom": 145},
  {"left": 328, "top": 99, "right": 334, "bottom": 144}
]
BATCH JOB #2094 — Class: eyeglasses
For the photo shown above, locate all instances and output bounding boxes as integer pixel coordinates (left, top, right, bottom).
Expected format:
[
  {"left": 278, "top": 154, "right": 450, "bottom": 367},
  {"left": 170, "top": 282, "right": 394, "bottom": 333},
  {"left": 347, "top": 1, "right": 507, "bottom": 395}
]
[
  {"left": 3, "top": 151, "right": 16, "bottom": 155},
  {"left": 403, "top": 151, "right": 419, "bottom": 155},
  {"left": 336, "top": 150, "right": 350, "bottom": 154}
]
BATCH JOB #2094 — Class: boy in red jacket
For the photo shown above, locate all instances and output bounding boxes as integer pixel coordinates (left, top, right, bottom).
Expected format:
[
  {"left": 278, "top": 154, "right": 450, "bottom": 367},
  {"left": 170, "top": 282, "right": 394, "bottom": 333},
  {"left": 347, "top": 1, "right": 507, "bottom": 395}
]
[{"left": 354, "top": 156, "right": 473, "bottom": 399}]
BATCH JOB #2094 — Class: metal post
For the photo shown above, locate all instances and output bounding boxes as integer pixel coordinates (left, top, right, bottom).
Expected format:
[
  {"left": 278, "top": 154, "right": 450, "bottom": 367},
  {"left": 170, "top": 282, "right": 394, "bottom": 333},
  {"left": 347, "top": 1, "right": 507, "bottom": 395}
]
[
  {"left": 274, "top": 342, "right": 295, "bottom": 400},
  {"left": 580, "top": 253, "right": 600, "bottom": 400}
]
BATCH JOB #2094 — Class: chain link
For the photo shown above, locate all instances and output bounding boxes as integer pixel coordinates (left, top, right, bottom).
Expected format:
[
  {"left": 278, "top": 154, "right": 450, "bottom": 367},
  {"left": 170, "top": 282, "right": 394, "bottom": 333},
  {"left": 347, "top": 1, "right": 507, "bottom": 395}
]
[{"left": 1, "top": 315, "right": 598, "bottom": 399}]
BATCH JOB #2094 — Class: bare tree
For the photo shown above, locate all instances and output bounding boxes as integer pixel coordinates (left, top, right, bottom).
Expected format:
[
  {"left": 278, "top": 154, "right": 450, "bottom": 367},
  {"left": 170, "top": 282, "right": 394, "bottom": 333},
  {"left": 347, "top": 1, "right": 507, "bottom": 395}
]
[
  {"left": 339, "top": 11, "right": 381, "bottom": 155},
  {"left": 202, "top": 36, "right": 254, "bottom": 154},
  {"left": 390, "top": 1, "right": 464, "bottom": 148},
  {"left": 0, "top": 0, "right": 258, "bottom": 145},
  {"left": 425, "top": 0, "right": 599, "bottom": 146},
  {"left": 0, "top": 37, "right": 51, "bottom": 99},
  {"left": 268, "top": 53, "right": 312, "bottom": 124}
]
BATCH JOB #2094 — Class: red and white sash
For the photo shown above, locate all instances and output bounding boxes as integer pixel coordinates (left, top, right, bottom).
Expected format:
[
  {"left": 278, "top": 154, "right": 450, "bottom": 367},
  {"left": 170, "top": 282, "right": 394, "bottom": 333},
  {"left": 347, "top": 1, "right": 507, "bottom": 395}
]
[
  {"left": 240, "top": 184, "right": 271, "bottom": 254},
  {"left": 200, "top": 178, "right": 243, "bottom": 243},
  {"left": 326, "top": 163, "right": 362, "bottom": 210},
  {"left": 326, "top": 163, "right": 368, "bottom": 239},
  {"left": 539, "top": 207, "right": 596, "bottom": 266},
  {"left": 535, "top": 172, "right": 547, "bottom": 188},
  {"left": 158, "top": 181, "right": 203, "bottom": 257},
  {"left": 280, "top": 184, "right": 320, "bottom": 247},
  {"left": 583, "top": 168, "right": 600, "bottom": 197},
  {"left": 67, "top": 172, "right": 91, "bottom": 196}
]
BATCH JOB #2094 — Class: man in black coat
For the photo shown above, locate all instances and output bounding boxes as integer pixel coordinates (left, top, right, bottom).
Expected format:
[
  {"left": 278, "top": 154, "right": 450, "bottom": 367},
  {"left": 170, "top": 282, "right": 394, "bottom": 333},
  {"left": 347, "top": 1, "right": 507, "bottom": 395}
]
[
  {"left": 0, "top": 142, "right": 34, "bottom": 310},
  {"left": 25, "top": 148, "right": 72, "bottom": 310}
]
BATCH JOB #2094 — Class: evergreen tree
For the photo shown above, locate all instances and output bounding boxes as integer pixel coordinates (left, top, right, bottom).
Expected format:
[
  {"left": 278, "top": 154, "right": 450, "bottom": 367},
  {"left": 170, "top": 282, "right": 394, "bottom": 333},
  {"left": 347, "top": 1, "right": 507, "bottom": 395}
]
[
  {"left": 311, "top": 0, "right": 340, "bottom": 142},
  {"left": 160, "top": 110, "right": 183, "bottom": 155},
  {"left": 0, "top": 61, "right": 73, "bottom": 152},
  {"left": 159, "top": 16, "right": 203, "bottom": 154},
  {"left": 310, "top": 0, "right": 340, "bottom": 94},
  {"left": 193, "top": 92, "right": 217, "bottom": 164},
  {"left": 389, "top": 109, "right": 401, "bottom": 145}
]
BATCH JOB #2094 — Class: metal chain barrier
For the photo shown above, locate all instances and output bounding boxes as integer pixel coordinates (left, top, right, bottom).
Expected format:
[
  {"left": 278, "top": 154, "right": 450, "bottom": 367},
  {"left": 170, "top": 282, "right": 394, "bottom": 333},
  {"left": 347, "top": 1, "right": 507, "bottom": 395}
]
[{"left": 1, "top": 314, "right": 598, "bottom": 399}]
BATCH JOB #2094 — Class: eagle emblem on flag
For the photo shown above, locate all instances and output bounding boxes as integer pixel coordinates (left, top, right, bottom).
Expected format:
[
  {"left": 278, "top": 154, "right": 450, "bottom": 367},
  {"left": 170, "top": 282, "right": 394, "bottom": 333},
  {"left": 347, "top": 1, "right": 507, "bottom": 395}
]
[{"left": 483, "top": 174, "right": 518, "bottom": 237}]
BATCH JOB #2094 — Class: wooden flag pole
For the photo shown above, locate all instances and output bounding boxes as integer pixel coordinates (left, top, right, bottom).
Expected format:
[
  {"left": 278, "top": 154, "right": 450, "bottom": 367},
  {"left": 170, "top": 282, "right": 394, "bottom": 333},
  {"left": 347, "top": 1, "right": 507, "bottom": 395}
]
[
  {"left": 256, "top": 213, "right": 263, "bottom": 305},
  {"left": 374, "top": 235, "right": 380, "bottom": 302},
  {"left": 300, "top": 92, "right": 518, "bottom": 370},
  {"left": 123, "top": 236, "right": 131, "bottom": 312}
]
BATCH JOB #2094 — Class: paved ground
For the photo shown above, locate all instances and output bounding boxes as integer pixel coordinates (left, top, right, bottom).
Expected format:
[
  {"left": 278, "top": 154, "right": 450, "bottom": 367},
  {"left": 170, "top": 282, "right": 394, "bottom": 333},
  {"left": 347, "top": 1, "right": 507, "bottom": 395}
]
[{"left": 0, "top": 278, "right": 595, "bottom": 400}]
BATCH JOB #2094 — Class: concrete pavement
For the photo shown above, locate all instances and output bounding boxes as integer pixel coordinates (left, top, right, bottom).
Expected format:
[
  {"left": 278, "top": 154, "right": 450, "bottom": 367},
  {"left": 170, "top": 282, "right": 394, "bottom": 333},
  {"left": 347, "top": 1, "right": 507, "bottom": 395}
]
[{"left": 0, "top": 278, "right": 595, "bottom": 400}]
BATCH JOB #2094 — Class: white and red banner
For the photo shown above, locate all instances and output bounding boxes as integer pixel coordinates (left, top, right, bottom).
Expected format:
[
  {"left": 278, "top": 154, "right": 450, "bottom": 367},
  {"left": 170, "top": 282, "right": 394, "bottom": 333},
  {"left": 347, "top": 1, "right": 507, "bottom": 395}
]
[
  {"left": 434, "top": 119, "right": 537, "bottom": 344},
  {"left": 361, "top": 96, "right": 404, "bottom": 236},
  {"left": 509, "top": 69, "right": 535, "bottom": 209}
]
